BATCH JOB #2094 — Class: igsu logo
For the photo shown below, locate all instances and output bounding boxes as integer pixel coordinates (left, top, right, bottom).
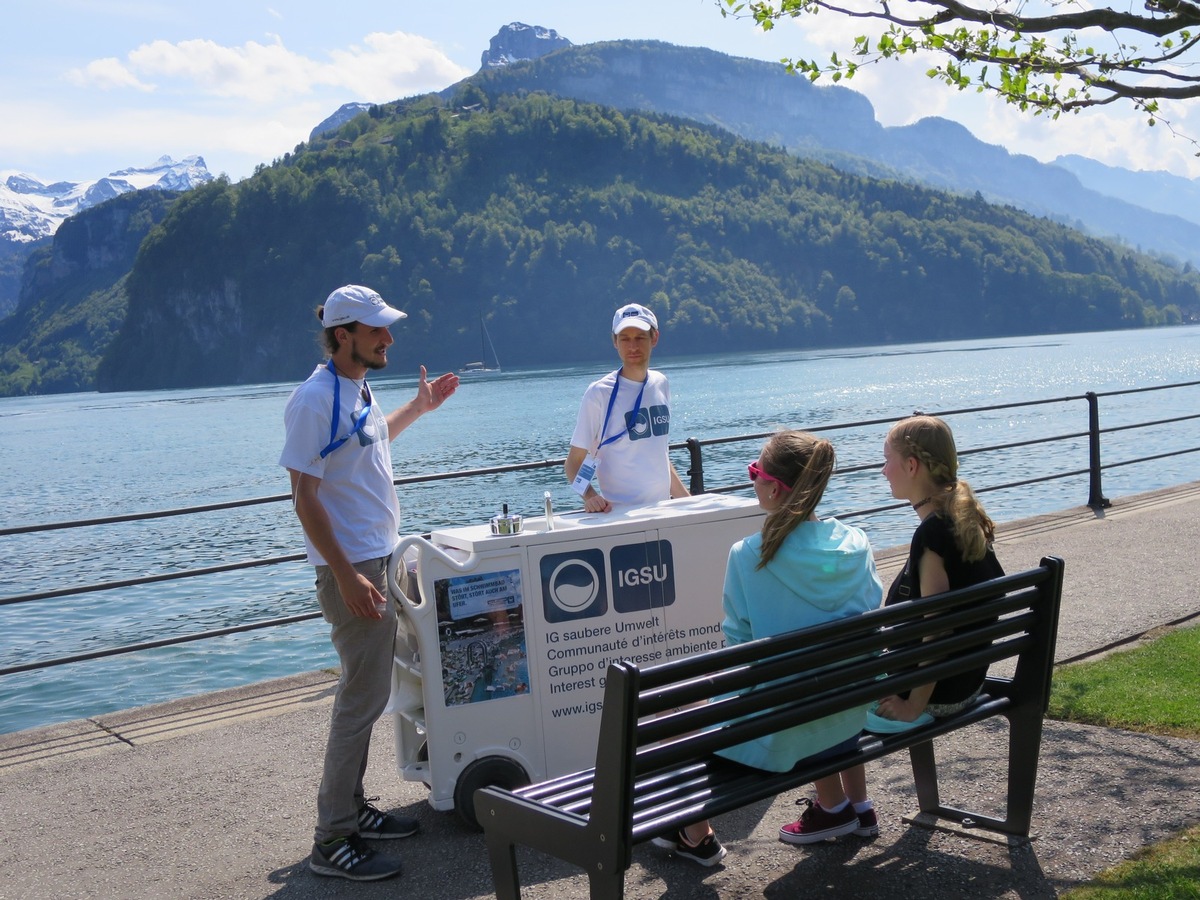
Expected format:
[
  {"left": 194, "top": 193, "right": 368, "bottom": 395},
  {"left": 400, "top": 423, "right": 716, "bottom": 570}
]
[
  {"left": 540, "top": 548, "right": 607, "bottom": 623},
  {"left": 625, "top": 404, "right": 670, "bottom": 441},
  {"left": 610, "top": 540, "right": 675, "bottom": 613},
  {"left": 538, "top": 541, "right": 676, "bottom": 621}
]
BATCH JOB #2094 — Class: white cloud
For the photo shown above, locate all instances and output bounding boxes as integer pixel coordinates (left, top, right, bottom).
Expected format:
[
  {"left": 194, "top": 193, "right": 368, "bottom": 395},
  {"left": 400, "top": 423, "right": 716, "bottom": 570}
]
[
  {"left": 325, "top": 31, "right": 474, "bottom": 100},
  {"left": 970, "top": 100, "right": 1200, "bottom": 179},
  {"left": 127, "top": 37, "right": 311, "bottom": 101},
  {"left": 65, "top": 31, "right": 472, "bottom": 105},
  {"left": 65, "top": 57, "right": 155, "bottom": 92},
  {"left": 0, "top": 99, "right": 319, "bottom": 179},
  {"left": 20, "top": 28, "right": 476, "bottom": 179}
]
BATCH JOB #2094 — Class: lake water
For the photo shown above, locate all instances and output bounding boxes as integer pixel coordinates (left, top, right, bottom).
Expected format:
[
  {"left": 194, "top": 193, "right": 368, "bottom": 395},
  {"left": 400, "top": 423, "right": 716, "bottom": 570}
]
[{"left": 2, "top": 325, "right": 1198, "bottom": 734}]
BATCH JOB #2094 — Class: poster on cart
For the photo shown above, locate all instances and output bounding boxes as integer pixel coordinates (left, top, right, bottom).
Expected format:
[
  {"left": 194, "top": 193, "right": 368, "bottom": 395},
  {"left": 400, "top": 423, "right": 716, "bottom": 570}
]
[{"left": 432, "top": 568, "right": 530, "bottom": 707}]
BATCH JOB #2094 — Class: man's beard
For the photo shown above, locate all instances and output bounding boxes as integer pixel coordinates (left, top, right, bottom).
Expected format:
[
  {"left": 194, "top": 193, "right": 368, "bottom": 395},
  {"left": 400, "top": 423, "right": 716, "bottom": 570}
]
[{"left": 351, "top": 346, "right": 387, "bottom": 371}]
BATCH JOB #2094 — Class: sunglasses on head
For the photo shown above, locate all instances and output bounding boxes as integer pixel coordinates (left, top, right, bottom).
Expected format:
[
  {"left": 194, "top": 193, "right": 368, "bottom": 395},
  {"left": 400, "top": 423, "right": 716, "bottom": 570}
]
[{"left": 748, "top": 461, "right": 793, "bottom": 493}]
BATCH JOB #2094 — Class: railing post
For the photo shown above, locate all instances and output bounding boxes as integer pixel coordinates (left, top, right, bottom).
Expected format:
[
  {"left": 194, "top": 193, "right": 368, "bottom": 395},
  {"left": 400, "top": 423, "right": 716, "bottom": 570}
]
[
  {"left": 1086, "top": 392, "right": 1111, "bottom": 510},
  {"left": 685, "top": 437, "right": 706, "bottom": 495}
]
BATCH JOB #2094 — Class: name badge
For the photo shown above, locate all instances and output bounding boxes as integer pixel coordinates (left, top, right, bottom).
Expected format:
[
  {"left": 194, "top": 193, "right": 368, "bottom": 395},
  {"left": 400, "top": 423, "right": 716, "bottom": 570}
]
[{"left": 571, "top": 454, "right": 598, "bottom": 496}]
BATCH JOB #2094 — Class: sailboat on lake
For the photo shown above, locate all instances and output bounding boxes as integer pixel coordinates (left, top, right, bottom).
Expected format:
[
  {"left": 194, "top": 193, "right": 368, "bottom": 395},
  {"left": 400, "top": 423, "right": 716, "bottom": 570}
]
[{"left": 460, "top": 314, "right": 501, "bottom": 375}]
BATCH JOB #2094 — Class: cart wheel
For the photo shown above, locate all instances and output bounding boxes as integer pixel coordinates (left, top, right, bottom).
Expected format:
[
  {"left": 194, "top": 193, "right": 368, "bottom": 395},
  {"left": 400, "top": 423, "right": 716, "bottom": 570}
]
[{"left": 453, "top": 755, "right": 530, "bottom": 831}]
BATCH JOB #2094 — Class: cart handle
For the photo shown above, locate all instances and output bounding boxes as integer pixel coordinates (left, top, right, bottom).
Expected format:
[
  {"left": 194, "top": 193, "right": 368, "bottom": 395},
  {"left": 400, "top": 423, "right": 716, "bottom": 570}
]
[{"left": 387, "top": 535, "right": 490, "bottom": 614}]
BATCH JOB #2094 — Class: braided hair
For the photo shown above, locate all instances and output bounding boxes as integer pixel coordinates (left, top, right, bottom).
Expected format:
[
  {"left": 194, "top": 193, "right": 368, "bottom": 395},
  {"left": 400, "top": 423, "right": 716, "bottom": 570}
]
[
  {"left": 887, "top": 415, "right": 996, "bottom": 562},
  {"left": 756, "top": 431, "right": 836, "bottom": 568}
]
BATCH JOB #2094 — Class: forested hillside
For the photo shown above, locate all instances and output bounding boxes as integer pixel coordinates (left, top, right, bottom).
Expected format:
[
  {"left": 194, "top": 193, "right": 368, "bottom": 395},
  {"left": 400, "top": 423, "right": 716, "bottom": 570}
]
[
  {"left": 98, "top": 90, "right": 1197, "bottom": 392},
  {"left": 0, "top": 190, "right": 176, "bottom": 395},
  {"left": 6, "top": 88, "right": 1197, "bottom": 395}
]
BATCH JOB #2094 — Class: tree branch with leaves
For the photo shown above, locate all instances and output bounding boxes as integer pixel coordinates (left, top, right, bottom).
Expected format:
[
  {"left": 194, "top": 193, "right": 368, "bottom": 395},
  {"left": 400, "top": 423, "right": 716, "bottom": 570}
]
[{"left": 720, "top": 0, "right": 1200, "bottom": 130}]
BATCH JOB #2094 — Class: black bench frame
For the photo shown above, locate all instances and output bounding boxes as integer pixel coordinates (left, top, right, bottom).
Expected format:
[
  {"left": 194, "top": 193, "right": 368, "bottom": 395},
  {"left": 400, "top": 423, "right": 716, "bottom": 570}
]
[{"left": 476, "top": 556, "right": 1065, "bottom": 900}]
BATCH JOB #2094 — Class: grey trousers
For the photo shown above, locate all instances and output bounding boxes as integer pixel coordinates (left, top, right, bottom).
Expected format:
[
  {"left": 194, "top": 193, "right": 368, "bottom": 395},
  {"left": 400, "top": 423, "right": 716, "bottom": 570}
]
[{"left": 312, "top": 556, "right": 402, "bottom": 842}]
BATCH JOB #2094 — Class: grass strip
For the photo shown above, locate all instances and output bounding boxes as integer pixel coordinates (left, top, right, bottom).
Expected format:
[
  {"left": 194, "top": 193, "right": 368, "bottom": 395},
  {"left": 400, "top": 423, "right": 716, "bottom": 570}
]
[
  {"left": 1058, "top": 824, "right": 1200, "bottom": 899},
  {"left": 1049, "top": 624, "right": 1200, "bottom": 898},
  {"left": 1048, "top": 624, "right": 1200, "bottom": 738}
]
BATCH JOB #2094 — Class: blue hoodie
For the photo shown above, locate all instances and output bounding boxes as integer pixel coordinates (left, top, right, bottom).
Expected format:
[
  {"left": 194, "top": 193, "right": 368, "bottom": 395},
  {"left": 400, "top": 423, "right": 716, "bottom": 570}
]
[{"left": 715, "top": 517, "right": 883, "bottom": 772}]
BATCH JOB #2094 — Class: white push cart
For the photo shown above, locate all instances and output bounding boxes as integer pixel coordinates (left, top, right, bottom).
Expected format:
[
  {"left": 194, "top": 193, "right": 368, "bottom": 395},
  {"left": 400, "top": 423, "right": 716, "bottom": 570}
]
[{"left": 385, "top": 493, "right": 764, "bottom": 826}]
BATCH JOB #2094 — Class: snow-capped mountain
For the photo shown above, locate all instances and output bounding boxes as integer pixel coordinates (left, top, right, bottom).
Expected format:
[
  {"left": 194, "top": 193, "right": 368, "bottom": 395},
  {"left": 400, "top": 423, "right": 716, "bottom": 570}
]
[{"left": 1, "top": 155, "right": 212, "bottom": 244}]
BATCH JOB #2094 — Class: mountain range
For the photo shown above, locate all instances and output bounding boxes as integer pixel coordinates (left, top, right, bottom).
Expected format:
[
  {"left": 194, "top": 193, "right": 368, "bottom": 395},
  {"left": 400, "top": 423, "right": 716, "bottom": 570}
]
[
  {"left": 0, "top": 155, "right": 212, "bottom": 245},
  {"left": 0, "top": 156, "right": 213, "bottom": 318},
  {"left": 457, "top": 35, "right": 1200, "bottom": 268},
  {"left": 1052, "top": 153, "right": 1200, "bottom": 229},
  {"left": 304, "top": 28, "right": 1200, "bottom": 277},
  {"left": 1, "top": 24, "right": 1198, "bottom": 396},
  {"left": 5, "top": 25, "right": 1199, "bottom": 316}
]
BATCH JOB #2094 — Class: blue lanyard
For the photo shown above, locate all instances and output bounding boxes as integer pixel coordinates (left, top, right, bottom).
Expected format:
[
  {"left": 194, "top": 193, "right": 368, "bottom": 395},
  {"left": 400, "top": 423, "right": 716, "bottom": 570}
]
[
  {"left": 319, "top": 359, "right": 373, "bottom": 459},
  {"left": 598, "top": 369, "right": 647, "bottom": 449}
]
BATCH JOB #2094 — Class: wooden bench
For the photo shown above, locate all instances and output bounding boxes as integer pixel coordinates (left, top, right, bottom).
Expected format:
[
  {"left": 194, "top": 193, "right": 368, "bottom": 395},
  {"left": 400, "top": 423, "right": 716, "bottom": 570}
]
[{"left": 475, "top": 556, "right": 1065, "bottom": 900}]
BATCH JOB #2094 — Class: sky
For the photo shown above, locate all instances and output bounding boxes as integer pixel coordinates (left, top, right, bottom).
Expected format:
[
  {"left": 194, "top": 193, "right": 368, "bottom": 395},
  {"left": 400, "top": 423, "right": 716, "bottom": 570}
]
[{"left": 5, "top": 0, "right": 1200, "bottom": 185}]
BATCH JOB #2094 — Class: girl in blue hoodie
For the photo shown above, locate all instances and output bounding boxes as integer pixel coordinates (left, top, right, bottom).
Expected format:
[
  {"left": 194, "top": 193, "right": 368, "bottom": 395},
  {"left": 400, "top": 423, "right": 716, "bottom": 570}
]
[{"left": 655, "top": 431, "right": 883, "bottom": 865}]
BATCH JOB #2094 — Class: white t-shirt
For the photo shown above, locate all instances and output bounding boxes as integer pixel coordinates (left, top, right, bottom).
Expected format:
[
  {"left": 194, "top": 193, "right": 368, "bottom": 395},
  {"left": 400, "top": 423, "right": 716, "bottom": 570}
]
[
  {"left": 278, "top": 363, "right": 401, "bottom": 566},
  {"left": 569, "top": 368, "right": 674, "bottom": 508}
]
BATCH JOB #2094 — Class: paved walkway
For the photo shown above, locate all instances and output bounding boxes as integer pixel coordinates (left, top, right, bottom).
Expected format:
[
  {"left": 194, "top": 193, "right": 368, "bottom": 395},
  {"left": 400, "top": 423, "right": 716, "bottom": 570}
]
[{"left": 3, "top": 483, "right": 1200, "bottom": 900}]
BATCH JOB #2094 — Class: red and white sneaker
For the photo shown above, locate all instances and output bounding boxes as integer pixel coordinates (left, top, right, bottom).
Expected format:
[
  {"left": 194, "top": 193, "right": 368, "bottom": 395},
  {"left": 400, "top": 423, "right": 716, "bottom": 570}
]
[
  {"left": 854, "top": 806, "right": 879, "bottom": 837},
  {"left": 779, "top": 798, "right": 859, "bottom": 845}
]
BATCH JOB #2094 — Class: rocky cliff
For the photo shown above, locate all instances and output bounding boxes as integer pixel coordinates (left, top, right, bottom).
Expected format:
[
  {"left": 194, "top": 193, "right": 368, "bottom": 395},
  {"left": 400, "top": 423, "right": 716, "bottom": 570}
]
[{"left": 481, "top": 22, "right": 571, "bottom": 69}]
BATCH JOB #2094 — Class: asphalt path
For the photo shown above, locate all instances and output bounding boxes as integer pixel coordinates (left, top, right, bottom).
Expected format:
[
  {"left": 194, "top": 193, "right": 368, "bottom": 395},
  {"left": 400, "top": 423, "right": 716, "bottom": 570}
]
[{"left": 3, "top": 482, "right": 1199, "bottom": 900}]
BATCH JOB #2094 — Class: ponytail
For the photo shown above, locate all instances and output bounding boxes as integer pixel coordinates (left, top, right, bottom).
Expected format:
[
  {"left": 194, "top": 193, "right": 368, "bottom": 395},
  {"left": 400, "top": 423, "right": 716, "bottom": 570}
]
[
  {"left": 757, "top": 431, "right": 836, "bottom": 568},
  {"left": 887, "top": 415, "right": 995, "bottom": 562}
]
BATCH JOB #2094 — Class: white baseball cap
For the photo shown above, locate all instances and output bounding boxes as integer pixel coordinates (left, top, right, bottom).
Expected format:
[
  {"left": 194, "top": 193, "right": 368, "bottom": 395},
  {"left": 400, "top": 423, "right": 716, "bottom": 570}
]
[
  {"left": 322, "top": 284, "right": 407, "bottom": 328},
  {"left": 612, "top": 303, "right": 658, "bottom": 334}
]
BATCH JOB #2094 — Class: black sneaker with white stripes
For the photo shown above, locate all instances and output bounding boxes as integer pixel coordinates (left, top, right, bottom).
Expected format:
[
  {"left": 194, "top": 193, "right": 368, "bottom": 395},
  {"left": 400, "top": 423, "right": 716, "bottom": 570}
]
[
  {"left": 309, "top": 833, "right": 403, "bottom": 881},
  {"left": 357, "top": 798, "right": 420, "bottom": 839},
  {"left": 651, "top": 829, "right": 728, "bottom": 867}
]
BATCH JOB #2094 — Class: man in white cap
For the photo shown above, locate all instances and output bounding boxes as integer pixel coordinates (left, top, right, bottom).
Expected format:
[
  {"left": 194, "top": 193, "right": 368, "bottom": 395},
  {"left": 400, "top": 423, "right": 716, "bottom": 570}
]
[
  {"left": 279, "top": 285, "right": 458, "bottom": 881},
  {"left": 565, "top": 302, "right": 689, "bottom": 512}
]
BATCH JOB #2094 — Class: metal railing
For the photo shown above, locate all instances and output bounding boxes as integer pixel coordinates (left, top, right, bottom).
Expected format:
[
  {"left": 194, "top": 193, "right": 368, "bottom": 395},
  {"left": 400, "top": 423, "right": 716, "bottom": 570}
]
[{"left": 2, "top": 380, "right": 1198, "bottom": 679}]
